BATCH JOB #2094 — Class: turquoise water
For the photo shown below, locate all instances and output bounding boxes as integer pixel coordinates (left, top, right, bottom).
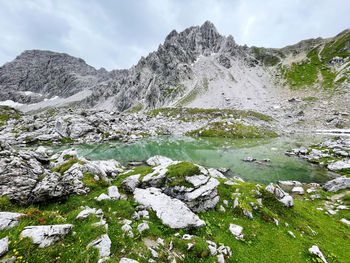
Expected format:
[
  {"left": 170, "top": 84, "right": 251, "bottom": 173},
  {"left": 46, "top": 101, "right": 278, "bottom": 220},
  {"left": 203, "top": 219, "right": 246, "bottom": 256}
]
[{"left": 54, "top": 134, "right": 336, "bottom": 184}]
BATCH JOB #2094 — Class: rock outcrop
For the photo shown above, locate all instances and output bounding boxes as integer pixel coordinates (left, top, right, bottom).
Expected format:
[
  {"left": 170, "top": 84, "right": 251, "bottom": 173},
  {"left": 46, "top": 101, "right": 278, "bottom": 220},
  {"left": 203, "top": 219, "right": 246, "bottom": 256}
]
[
  {"left": 20, "top": 224, "right": 73, "bottom": 247},
  {"left": 134, "top": 187, "right": 205, "bottom": 229}
]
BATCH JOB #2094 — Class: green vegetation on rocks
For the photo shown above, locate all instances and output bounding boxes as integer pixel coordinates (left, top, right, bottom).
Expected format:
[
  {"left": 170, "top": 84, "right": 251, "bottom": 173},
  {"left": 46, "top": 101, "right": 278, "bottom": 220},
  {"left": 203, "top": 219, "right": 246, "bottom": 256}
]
[
  {"left": 187, "top": 121, "right": 278, "bottom": 139},
  {"left": 0, "top": 105, "right": 21, "bottom": 126},
  {"left": 165, "top": 162, "right": 200, "bottom": 187},
  {"left": 147, "top": 107, "right": 274, "bottom": 122}
]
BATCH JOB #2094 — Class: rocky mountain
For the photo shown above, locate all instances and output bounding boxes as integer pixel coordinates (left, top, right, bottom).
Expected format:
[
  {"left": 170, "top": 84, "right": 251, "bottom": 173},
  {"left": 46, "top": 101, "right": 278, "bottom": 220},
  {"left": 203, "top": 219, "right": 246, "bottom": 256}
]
[{"left": 0, "top": 21, "right": 349, "bottom": 116}]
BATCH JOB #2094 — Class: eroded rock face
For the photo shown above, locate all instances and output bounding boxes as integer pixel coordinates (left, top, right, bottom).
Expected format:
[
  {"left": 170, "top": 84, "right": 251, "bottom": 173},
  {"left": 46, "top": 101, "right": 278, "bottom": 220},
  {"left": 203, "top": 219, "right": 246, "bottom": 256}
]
[
  {"left": 165, "top": 176, "right": 220, "bottom": 212},
  {"left": 0, "top": 149, "right": 89, "bottom": 204},
  {"left": 0, "top": 147, "right": 123, "bottom": 205},
  {"left": 21, "top": 224, "right": 73, "bottom": 248},
  {"left": 324, "top": 176, "right": 350, "bottom": 192},
  {"left": 134, "top": 187, "right": 205, "bottom": 229}
]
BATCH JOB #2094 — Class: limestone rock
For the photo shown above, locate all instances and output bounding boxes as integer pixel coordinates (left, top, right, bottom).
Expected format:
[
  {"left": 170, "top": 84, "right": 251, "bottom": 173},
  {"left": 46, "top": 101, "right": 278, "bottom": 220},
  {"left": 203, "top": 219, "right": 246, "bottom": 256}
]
[
  {"left": 21, "top": 224, "right": 73, "bottom": 248},
  {"left": 119, "top": 259, "right": 138, "bottom": 263},
  {"left": 87, "top": 234, "right": 111, "bottom": 258},
  {"left": 0, "top": 237, "right": 9, "bottom": 257},
  {"left": 327, "top": 160, "right": 350, "bottom": 171},
  {"left": 146, "top": 155, "right": 173, "bottom": 166},
  {"left": 308, "top": 245, "right": 328, "bottom": 263},
  {"left": 133, "top": 187, "right": 205, "bottom": 229},
  {"left": 121, "top": 174, "right": 141, "bottom": 193},
  {"left": 324, "top": 176, "right": 350, "bottom": 192},
  {"left": 108, "top": 186, "right": 120, "bottom": 200},
  {"left": 229, "top": 224, "right": 243, "bottom": 239},
  {"left": 0, "top": 212, "right": 25, "bottom": 230}
]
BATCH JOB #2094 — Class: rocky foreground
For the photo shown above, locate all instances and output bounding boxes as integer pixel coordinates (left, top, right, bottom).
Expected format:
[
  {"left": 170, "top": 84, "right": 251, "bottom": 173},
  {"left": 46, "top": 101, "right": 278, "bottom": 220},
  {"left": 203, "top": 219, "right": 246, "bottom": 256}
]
[{"left": 0, "top": 143, "right": 350, "bottom": 262}]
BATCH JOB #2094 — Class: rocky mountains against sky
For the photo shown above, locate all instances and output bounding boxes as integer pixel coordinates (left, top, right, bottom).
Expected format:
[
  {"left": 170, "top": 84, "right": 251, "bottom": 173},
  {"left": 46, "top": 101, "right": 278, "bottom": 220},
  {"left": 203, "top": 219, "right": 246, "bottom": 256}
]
[{"left": 0, "top": 21, "right": 349, "bottom": 113}]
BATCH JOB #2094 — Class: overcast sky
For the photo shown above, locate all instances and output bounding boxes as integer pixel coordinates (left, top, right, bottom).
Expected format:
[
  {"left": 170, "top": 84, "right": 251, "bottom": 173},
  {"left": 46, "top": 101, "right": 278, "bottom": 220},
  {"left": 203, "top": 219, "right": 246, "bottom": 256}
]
[{"left": 0, "top": 0, "right": 349, "bottom": 70}]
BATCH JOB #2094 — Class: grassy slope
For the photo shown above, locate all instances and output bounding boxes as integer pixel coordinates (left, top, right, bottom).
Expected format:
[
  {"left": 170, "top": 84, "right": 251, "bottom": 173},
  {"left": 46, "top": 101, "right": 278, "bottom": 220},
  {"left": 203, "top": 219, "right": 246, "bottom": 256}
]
[
  {"left": 147, "top": 107, "right": 274, "bottom": 122},
  {"left": 280, "top": 31, "right": 350, "bottom": 91},
  {"left": 1, "top": 159, "right": 349, "bottom": 262},
  {"left": 187, "top": 121, "right": 278, "bottom": 139}
]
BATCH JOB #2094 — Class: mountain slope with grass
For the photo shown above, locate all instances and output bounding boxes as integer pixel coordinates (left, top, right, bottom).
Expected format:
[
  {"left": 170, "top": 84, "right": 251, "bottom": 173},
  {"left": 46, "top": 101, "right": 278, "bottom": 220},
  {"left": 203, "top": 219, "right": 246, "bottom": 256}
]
[{"left": 0, "top": 22, "right": 349, "bottom": 130}]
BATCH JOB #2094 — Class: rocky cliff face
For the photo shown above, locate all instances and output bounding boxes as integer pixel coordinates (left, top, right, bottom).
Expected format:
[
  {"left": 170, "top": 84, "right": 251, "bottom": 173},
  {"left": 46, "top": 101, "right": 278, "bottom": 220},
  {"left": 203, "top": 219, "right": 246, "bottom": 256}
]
[{"left": 0, "top": 21, "right": 349, "bottom": 114}]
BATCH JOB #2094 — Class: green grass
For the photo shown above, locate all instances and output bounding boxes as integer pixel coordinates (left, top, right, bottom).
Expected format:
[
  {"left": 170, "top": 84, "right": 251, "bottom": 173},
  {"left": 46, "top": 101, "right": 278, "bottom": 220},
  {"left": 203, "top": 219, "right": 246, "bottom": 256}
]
[
  {"left": 280, "top": 31, "right": 350, "bottom": 91},
  {"left": 165, "top": 162, "right": 200, "bottom": 187},
  {"left": 302, "top": 96, "right": 318, "bottom": 102},
  {"left": 147, "top": 107, "right": 274, "bottom": 122},
  {"left": 1, "top": 169, "right": 350, "bottom": 262},
  {"left": 52, "top": 158, "right": 86, "bottom": 174},
  {"left": 187, "top": 121, "right": 278, "bottom": 139},
  {"left": 0, "top": 105, "right": 21, "bottom": 126}
]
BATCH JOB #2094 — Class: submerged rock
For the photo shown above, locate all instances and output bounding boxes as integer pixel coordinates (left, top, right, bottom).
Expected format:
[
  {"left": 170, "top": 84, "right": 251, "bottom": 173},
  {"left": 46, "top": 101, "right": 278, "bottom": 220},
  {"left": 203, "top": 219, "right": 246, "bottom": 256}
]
[
  {"left": 133, "top": 187, "right": 205, "bottom": 229},
  {"left": 21, "top": 224, "right": 73, "bottom": 247}
]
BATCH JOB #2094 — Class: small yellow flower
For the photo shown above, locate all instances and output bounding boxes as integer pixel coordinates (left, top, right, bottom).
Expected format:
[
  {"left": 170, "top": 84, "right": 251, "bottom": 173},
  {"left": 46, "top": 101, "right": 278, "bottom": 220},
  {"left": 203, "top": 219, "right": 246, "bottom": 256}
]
[
  {"left": 15, "top": 251, "right": 19, "bottom": 255},
  {"left": 13, "top": 249, "right": 16, "bottom": 252}
]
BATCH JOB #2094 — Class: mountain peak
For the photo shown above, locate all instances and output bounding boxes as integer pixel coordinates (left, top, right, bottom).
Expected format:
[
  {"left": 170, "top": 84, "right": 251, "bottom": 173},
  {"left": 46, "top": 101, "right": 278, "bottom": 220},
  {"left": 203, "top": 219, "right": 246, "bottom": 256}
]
[{"left": 200, "top": 20, "right": 218, "bottom": 31}]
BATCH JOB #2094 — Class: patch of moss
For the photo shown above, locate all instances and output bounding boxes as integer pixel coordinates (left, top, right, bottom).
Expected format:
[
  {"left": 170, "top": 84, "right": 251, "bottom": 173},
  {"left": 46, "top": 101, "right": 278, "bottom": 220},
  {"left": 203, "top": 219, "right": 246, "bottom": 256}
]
[
  {"left": 147, "top": 107, "right": 274, "bottom": 122},
  {"left": 188, "top": 121, "right": 278, "bottom": 139},
  {"left": 52, "top": 158, "right": 85, "bottom": 174},
  {"left": 164, "top": 162, "right": 200, "bottom": 187},
  {"left": 61, "top": 137, "right": 75, "bottom": 144},
  {"left": 302, "top": 96, "right": 318, "bottom": 102}
]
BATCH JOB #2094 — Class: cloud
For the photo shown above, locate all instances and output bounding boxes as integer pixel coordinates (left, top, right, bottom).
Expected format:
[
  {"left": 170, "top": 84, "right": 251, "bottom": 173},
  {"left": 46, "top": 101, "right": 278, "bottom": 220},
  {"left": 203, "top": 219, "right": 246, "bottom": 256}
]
[{"left": 0, "top": 0, "right": 349, "bottom": 70}]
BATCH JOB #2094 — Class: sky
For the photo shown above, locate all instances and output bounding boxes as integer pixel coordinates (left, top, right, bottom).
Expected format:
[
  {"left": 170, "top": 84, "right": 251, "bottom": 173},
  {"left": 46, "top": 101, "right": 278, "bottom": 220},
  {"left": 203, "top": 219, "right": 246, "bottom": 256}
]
[{"left": 0, "top": 0, "right": 349, "bottom": 70}]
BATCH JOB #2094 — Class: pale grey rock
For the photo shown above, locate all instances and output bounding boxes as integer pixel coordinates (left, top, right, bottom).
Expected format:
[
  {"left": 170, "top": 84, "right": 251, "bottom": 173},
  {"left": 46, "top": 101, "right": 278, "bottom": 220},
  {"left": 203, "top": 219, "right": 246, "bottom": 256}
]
[
  {"left": 340, "top": 218, "right": 350, "bottom": 226},
  {"left": 137, "top": 222, "right": 149, "bottom": 233},
  {"left": 0, "top": 212, "right": 25, "bottom": 230},
  {"left": 279, "top": 195, "right": 294, "bottom": 207},
  {"left": 0, "top": 256, "right": 16, "bottom": 263},
  {"left": 291, "top": 186, "right": 304, "bottom": 195},
  {"left": 121, "top": 174, "right": 141, "bottom": 193},
  {"left": 327, "top": 160, "right": 350, "bottom": 171},
  {"left": 243, "top": 157, "right": 256, "bottom": 162},
  {"left": 310, "top": 194, "right": 322, "bottom": 200},
  {"left": 95, "top": 193, "right": 111, "bottom": 201},
  {"left": 243, "top": 209, "right": 253, "bottom": 219},
  {"left": 229, "top": 224, "right": 243, "bottom": 239},
  {"left": 21, "top": 224, "right": 73, "bottom": 248},
  {"left": 0, "top": 237, "right": 8, "bottom": 257},
  {"left": 288, "top": 231, "right": 296, "bottom": 238},
  {"left": 278, "top": 180, "right": 302, "bottom": 192},
  {"left": 87, "top": 234, "right": 111, "bottom": 258},
  {"left": 308, "top": 245, "right": 328, "bottom": 263},
  {"left": 324, "top": 176, "right": 350, "bottom": 192},
  {"left": 133, "top": 187, "right": 205, "bottom": 229},
  {"left": 108, "top": 186, "right": 120, "bottom": 200},
  {"left": 217, "top": 254, "right": 225, "bottom": 263},
  {"left": 146, "top": 155, "right": 173, "bottom": 166},
  {"left": 119, "top": 258, "right": 138, "bottom": 263},
  {"left": 265, "top": 183, "right": 293, "bottom": 207},
  {"left": 208, "top": 168, "right": 226, "bottom": 179},
  {"left": 76, "top": 207, "right": 103, "bottom": 220},
  {"left": 0, "top": 148, "right": 88, "bottom": 205}
]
